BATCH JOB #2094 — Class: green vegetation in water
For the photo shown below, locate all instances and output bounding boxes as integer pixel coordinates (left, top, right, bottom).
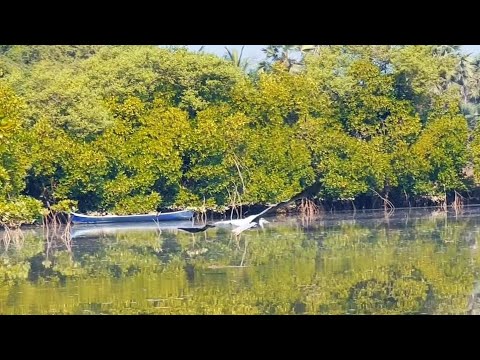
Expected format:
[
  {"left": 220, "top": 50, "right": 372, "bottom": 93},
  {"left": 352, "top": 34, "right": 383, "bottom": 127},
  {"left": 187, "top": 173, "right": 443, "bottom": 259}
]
[{"left": 0, "top": 210, "right": 479, "bottom": 314}]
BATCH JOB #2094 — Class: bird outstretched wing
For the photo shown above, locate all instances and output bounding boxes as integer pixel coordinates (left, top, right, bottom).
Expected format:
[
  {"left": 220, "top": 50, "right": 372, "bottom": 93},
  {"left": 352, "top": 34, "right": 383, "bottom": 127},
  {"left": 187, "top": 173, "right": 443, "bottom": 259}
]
[
  {"left": 249, "top": 181, "right": 321, "bottom": 223},
  {"left": 232, "top": 222, "right": 257, "bottom": 236}
]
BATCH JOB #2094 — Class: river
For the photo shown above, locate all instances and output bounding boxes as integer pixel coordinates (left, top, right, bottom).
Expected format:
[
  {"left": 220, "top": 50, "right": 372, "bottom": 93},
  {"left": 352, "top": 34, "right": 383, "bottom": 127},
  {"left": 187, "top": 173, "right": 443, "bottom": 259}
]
[{"left": 1, "top": 207, "right": 479, "bottom": 314}]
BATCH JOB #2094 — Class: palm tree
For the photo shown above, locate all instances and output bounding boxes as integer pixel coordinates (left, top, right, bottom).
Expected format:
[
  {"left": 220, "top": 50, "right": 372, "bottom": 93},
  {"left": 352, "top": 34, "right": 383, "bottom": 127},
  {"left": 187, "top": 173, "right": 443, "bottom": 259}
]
[
  {"left": 432, "top": 46, "right": 480, "bottom": 104},
  {"left": 224, "top": 46, "right": 250, "bottom": 71},
  {"left": 461, "top": 102, "right": 480, "bottom": 129},
  {"left": 259, "top": 45, "right": 302, "bottom": 73},
  {"left": 454, "top": 54, "right": 477, "bottom": 104},
  {"left": 258, "top": 45, "right": 327, "bottom": 74},
  {"left": 432, "top": 45, "right": 461, "bottom": 57},
  {"left": 299, "top": 45, "right": 323, "bottom": 55},
  {"left": 257, "top": 60, "right": 272, "bottom": 73},
  {"left": 469, "top": 56, "right": 480, "bottom": 102}
]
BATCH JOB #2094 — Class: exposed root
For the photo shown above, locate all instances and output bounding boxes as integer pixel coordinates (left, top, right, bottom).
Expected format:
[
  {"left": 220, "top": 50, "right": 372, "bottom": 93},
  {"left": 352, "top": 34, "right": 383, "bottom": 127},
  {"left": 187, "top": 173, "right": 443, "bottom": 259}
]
[
  {"left": 12, "top": 228, "right": 25, "bottom": 249},
  {"left": 1, "top": 225, "right": 12, "bottom": 251},
  {"left": 404, "top": 190, "right": 411, "bottom": 208},
  {"left": 452, "top": 190, "right": 464, "bottom": 215},
  {"left": 227, "top": 188, "right": 240, "bottom": 221},
  {"left": 298, "top": 198, "right": 320, "bottom": 217},
  {"left": 1, "top": 226, "right": 25, "bottom": 251},
  {"left": 195, "top": 197, "right": 207, "bottom": 224},
  {"left": 61, "top": 217, "right": 72, "bottom": 252},
  {"left": 42, "top": 214, "right": 73, "bottom": 252},
  {"left": 442, "top": 192, "right": 448, "bottom": 212},
  {"left": 370, "top": 189, "right": 395, "bottom": 217}
]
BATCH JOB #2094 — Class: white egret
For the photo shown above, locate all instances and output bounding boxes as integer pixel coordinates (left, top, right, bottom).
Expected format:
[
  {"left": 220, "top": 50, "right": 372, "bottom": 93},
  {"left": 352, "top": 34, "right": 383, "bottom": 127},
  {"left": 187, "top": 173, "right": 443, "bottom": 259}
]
[
  {"left": 218, "top": 181, "right": 322, "bottom": 234},
  {"left": 177, "top": 181, "right": 322, "bottom": 235},
  {"left": 231, "top": 218, "right": 270, "bottom": 236},
  {"left": 214, "top": 206, "right": 276, "bottom": 227}
]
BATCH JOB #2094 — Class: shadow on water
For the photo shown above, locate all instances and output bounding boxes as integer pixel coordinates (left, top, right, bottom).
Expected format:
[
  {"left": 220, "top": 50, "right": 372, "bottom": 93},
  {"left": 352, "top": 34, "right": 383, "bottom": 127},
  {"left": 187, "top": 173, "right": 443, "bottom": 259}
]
[{"left": 1, "top": 206, "right": 480, "bottom": 314}]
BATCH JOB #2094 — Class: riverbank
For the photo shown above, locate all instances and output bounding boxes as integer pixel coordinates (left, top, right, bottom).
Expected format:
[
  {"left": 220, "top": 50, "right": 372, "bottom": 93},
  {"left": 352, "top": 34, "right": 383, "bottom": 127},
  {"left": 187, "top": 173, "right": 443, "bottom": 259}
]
[{"left": 4, "top": 188, "right": 480, "bottom": 230}]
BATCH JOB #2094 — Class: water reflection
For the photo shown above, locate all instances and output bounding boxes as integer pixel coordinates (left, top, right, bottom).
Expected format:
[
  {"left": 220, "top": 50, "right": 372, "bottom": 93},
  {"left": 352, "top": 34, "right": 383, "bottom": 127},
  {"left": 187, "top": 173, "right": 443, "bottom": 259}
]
[
  {"left": 70, "top": 221, "right": 195, "bottom": 239},
  {"left": 1, "top": 207, "right": 480, "bottom": 314}
]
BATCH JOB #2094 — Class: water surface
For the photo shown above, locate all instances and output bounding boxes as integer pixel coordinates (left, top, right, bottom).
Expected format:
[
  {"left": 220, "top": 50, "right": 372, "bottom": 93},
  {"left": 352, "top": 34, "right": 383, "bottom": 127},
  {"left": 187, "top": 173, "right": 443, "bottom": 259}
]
[{"left": 1, "top": 207, "right": 480, "bottom": 314}]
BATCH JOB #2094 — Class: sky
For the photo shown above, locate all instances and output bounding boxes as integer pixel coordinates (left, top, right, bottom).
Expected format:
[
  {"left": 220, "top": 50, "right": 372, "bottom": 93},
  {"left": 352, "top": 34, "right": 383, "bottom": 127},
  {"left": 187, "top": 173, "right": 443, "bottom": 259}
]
[
  {"left": 463, "top": 45, "right": 480, "bottom": 55},
  {"left": 186, "top": 45, "right": 265, "bottom": 62},
  {"left": 185, "top": 45, "right": 480, "bottom": 63}
]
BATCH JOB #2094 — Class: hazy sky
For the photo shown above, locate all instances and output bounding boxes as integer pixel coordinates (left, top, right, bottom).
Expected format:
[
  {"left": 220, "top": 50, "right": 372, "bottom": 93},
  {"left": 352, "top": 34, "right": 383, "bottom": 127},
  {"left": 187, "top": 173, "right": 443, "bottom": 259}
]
[
  {"left": 463, "top": 45, "right": 480, "bottom": 54},
  {"left": 186, "top": 45, "right": 265, "bottom": 62},
  {"left": 186, "top": 45, "right": 480, "bottom": 62}
]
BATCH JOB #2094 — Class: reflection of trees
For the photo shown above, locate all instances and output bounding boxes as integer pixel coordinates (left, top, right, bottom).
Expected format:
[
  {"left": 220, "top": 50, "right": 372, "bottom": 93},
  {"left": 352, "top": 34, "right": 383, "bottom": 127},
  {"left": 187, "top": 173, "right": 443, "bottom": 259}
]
[
  {"left": 0, "top": 229, "right": 43, "bottom": 285},
  {"left": 1, "top": 214, "right": 480, "bottom": 314}
]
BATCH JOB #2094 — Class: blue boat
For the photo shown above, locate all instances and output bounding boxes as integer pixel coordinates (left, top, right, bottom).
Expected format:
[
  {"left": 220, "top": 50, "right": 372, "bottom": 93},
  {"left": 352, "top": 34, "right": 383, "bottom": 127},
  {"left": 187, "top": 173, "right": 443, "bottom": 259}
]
[
  {"left": 71, "top": 210, "right": 194, "bottom": 224},
  {"left": 70, "top": 221, "right": 195, "bottom": 238}
]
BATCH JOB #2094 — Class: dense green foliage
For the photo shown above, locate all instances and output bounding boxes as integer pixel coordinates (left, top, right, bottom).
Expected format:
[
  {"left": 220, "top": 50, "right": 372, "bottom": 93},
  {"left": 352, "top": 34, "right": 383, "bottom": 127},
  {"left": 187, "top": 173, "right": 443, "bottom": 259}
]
[{"left": 1, "top": 45, "right": 480, "bottom": 220}]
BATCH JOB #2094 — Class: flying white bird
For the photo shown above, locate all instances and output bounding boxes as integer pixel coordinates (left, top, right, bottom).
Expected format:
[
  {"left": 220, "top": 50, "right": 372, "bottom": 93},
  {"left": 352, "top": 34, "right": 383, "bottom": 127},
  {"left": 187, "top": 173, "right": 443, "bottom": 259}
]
[
  {"left": 214, "top": 205, "right": 276, "bottom": 227},
  {"left": 176, "top": 181, "right": 322, "bottom": 235},
  {"left": 231, "top": 218, "right": 270, "bottom": 236}
]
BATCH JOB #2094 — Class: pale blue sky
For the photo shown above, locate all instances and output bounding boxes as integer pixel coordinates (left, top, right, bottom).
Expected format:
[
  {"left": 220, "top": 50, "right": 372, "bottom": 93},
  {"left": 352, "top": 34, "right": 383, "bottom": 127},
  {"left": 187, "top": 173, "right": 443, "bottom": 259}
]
[
  {"left": 186, "top": 45, "right": 265, "bottom": 62},
  {"left": 463, "top": 45, "right": 480, "bottom": 55},
  {"left": 185, "top": 45, "right": 480, "bottom": 63}
]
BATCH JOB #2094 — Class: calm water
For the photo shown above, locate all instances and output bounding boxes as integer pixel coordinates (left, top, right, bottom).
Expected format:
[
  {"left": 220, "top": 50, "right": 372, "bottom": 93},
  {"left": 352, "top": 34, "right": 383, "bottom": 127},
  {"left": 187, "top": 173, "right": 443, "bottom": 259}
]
[{"left": 2, "top": 207, "right": 480, "bottom": 315}]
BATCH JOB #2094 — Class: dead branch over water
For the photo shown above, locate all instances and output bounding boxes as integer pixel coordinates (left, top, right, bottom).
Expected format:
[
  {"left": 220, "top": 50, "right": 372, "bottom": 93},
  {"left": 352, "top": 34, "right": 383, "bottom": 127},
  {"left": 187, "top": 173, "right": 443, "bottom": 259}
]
[{"left": 370, "top": 189, "right": 395, "bottom": 217}]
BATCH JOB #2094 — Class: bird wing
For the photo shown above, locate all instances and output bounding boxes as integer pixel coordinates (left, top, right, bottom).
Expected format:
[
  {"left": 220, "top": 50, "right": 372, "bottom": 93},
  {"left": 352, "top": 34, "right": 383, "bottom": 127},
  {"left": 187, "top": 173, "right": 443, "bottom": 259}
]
[
  {"left": 232, "top": 222, "right": 257, "bottom": 236},
  {"left": 178, "top": 227, "right": 197, "bottom": 233},
  {"left": 248, "top": 205, "right": 277, "bottom": 223},
  {"left": 213, "top": 181, "right": 322, "bottom": 228},
  {"left": 214, "top": 219, "right": 244, "bottom": 226},
  {"left": 178, "top": 225, "right": 211, "bottom": 233},
  {"left": 249, "top": 181, "right": 322, "bottom": 223}
]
